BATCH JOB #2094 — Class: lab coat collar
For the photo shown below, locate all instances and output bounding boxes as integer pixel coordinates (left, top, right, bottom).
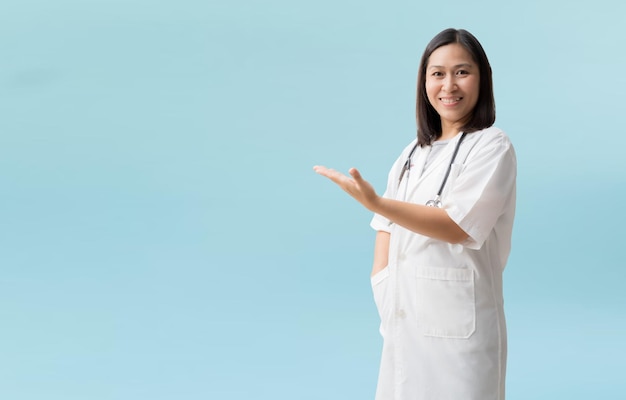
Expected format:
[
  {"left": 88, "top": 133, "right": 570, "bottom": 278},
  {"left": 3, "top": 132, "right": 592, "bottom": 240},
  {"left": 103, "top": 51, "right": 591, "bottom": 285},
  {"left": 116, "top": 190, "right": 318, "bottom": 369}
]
[{"left": 414, "top": 131, "right": 466, "bottom": 184}]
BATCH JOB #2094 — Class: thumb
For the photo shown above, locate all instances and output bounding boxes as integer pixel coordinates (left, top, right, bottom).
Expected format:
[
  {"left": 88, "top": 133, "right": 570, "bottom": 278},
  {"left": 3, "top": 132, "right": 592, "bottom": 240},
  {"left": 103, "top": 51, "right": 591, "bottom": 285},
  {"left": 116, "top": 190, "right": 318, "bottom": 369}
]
[{"left": 348, "top": 167, "right": 362, "bottom": 181}]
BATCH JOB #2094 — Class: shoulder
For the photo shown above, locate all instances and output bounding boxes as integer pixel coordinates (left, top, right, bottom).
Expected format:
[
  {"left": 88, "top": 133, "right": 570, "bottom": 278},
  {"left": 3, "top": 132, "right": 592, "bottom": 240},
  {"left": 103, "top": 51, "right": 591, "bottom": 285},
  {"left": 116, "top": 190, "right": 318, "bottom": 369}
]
[
  {"left": 463, "top": 126, "right": 517, "bottom": 167},
  {"left": 390, "top": 138, "right": 419, "bottom": 167},
  {"left": 464, "top": 126, "right": 515, "bottom": 159},
  {"left": 400, "top": 138, "right": 419, "bottom": 156},
  {"left": 468, "top": 126, "right": 513, "bottom": 148}
]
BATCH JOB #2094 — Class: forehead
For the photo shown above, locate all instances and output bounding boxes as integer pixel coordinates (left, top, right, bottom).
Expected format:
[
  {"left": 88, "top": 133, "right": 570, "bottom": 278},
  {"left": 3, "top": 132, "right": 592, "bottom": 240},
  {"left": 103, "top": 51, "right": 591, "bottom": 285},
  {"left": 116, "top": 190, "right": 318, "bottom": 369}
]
[{"left": 427, "top": 43, "right": 474, "bottom": 68}]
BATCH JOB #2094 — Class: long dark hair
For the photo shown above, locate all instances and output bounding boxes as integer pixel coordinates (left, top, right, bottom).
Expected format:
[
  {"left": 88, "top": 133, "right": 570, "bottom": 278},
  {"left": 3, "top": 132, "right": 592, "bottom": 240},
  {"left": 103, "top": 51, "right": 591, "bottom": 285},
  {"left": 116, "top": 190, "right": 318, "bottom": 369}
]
[{"left": 416, "top": 28, "right": 495, "bottom": 146}]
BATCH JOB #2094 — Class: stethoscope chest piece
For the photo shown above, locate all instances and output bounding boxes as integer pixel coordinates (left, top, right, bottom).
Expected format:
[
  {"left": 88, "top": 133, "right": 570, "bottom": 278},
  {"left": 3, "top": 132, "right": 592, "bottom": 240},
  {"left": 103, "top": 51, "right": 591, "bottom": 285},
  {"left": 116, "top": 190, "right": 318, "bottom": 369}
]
[{"left": 425, "top": 195, "right": 442, "bottom": 208}]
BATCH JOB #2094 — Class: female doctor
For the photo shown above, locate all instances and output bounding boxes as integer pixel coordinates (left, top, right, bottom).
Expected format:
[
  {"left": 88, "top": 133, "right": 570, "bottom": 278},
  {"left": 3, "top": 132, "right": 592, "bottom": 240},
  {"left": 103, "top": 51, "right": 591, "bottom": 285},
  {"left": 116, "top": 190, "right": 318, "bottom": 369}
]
[{"left": 314, "top": 28, "right": 516, "bottom": 400}]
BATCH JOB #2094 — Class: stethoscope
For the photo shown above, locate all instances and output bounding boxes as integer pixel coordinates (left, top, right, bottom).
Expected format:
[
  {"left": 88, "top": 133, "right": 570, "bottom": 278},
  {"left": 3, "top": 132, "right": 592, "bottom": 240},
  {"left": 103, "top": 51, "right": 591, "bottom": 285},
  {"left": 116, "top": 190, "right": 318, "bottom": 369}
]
[{"left": 397, "top": 132, "right": 467, "bottom": 208}]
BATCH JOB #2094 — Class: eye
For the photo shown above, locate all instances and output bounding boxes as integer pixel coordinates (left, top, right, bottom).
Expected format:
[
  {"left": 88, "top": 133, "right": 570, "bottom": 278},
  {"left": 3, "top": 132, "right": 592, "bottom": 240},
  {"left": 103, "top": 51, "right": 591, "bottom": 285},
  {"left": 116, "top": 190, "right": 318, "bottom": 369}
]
[
  {"left": 456, "top": 70, "right": 469, "bottom": 76},
  {"left": 431, "top": 71, "right": 444, "bottom": 77}
]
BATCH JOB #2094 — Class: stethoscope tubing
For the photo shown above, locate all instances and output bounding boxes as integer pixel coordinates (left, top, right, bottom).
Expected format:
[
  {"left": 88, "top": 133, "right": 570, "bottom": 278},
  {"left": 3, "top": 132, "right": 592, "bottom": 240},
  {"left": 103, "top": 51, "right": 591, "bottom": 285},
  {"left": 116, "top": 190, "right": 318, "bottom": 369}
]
[
  {"left": 398, "top": 132, "right": 467, "bottom": 208},
  {"left": 434, "top": 132, "right": 466, "bottom": 198}
]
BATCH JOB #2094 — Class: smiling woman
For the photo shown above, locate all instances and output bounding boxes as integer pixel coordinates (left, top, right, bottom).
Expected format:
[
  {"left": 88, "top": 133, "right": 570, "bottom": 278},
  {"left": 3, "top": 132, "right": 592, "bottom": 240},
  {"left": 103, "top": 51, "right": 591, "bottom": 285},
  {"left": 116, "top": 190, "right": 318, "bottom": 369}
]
[
  {"left": 417, "top": 29, "right": 496, "bottom": 146},
  {"left": 425, "top": 44, "right": 480, "bottom": 139},
  {"left": 314, "top": 28, "right": 516, "bottom": 400}
]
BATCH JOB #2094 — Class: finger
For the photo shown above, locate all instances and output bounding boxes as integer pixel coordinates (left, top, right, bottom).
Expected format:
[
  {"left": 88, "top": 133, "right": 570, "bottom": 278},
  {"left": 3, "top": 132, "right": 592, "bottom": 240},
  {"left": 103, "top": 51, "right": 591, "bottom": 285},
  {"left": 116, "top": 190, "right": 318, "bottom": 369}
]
[
  {"left": 314, "top": 165, "right": 349, "bottom": 184},
  {"left": 349, "top": 167, "right": 363, "bottom": 181},
  {"left": 313, "top": 165, "right": 333, "bottom": 178}
]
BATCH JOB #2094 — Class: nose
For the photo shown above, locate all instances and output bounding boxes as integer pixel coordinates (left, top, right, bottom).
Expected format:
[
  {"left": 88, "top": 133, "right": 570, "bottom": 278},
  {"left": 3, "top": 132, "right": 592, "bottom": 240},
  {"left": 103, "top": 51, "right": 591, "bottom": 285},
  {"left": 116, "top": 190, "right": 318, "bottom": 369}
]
[{"left": 442, "top": 75, "right": 457, "bottom": 92}]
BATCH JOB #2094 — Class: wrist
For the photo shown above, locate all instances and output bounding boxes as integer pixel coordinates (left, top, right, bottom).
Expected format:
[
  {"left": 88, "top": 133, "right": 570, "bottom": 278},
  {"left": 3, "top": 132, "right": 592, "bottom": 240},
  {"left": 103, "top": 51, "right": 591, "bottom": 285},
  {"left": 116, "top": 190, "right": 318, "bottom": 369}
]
[{"left": 367, "top": 195, "right": 384, "bottom": 213}]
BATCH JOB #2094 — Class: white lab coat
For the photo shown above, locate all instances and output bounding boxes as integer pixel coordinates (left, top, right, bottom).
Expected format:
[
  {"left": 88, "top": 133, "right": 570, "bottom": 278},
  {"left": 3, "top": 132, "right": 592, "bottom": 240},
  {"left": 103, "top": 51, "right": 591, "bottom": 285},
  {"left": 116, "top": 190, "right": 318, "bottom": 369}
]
[{"left": 370, "top": 127, "right": 516, "bottom": 400}]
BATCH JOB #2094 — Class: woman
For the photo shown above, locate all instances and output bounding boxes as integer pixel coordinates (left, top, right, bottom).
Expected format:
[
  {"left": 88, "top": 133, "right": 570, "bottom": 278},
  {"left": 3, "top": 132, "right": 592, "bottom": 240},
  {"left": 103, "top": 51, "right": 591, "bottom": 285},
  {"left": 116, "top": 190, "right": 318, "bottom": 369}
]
[{"left": 314, "top": 28, "right": 516, "bottom": 400}]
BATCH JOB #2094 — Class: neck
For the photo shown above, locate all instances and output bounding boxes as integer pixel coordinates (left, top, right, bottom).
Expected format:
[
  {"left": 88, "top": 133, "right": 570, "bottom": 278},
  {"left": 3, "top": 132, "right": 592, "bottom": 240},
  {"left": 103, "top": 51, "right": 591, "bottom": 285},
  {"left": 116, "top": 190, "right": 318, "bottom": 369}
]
[
  {"left": 437, "top": 129, "right": 462, "bottom": 142},
  {"left": 439, "top": 117, "right": 469, "bottom": 141}
]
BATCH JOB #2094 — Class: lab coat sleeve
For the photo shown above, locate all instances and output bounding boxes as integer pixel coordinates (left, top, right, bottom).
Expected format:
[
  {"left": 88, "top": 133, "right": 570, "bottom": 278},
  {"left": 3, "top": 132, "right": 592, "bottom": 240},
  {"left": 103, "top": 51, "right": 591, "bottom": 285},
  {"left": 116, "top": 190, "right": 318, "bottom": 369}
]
[
  {"left": 445, "top": 131, "right": 517, "bottom": 250},
  {"left": 370, "top": 140, "right": 417, "bottom": 232}
]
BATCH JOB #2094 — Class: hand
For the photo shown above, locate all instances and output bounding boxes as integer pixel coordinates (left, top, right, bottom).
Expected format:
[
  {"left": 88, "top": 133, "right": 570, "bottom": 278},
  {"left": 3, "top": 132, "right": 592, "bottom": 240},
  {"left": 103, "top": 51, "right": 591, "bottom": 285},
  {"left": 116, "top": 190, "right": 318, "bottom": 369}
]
[{"left": 313, "top": 165, "right": 380, "bottom": 211}]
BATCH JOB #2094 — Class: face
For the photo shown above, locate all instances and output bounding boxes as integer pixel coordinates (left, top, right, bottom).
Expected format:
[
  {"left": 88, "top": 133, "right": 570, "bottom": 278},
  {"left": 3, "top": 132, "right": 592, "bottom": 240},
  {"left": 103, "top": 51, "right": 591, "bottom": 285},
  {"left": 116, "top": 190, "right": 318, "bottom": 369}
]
[{"left": 425, "top": 43, "right": 480, "bottom": 136}]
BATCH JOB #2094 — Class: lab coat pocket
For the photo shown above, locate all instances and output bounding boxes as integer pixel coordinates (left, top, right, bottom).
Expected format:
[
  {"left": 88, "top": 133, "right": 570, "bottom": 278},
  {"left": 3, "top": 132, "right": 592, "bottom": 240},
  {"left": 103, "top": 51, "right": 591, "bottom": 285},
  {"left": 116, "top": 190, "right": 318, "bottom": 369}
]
[
  {"left": 371, "top": 267, "right": 390, "bottom": 337},
  {"left": 415, "top": 266, "right": 476, "bottom": 339}
]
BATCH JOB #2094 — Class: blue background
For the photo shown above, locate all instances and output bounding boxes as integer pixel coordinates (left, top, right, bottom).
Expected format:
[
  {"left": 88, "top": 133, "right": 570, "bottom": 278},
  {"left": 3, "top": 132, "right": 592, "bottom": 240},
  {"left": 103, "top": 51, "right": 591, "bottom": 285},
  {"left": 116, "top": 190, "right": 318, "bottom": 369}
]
[{"left": 1, "top": 0, "right": 625, "bottom": 398}]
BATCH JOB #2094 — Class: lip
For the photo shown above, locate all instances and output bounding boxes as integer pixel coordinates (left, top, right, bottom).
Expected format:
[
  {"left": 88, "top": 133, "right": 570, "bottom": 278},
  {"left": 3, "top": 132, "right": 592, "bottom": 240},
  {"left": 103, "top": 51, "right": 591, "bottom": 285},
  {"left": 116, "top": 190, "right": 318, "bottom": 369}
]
[{"left": 439, "top": 97, "right": 462, "bottom": 106}]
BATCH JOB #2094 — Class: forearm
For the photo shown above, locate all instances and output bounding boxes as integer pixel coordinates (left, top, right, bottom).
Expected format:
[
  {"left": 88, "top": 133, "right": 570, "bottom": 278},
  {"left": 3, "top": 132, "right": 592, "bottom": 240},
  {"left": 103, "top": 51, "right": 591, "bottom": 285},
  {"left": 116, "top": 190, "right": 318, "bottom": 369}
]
[
  {"left": 372, "top": 231, "right": 390, "bottom": 277},
  {"left": 312, "top": 165, "right": 468, "bottom": 244},
  {"left": 371, "top": 197, "right": 468, "bottom": 244}
]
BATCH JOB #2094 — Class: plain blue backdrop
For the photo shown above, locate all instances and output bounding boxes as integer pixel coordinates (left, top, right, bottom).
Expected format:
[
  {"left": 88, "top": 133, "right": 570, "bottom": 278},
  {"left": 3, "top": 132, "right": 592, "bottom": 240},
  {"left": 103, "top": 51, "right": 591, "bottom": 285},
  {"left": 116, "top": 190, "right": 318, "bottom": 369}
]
[{"left": 1, "top": 0, "right": 625, "bottom": 399}]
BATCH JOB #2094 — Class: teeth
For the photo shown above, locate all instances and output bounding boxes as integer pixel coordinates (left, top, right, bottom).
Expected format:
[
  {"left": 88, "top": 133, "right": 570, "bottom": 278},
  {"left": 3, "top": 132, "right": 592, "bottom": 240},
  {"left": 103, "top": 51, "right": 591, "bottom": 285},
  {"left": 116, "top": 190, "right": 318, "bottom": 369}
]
[{"left": 441, "top": 98, "right": 461, "bottom": 104}]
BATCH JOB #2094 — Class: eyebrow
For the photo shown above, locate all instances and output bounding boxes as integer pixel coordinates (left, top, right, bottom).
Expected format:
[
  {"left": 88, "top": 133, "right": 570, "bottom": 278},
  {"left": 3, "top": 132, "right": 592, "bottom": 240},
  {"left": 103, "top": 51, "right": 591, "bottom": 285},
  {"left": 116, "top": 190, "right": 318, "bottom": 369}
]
[{"left": 427, "top": 63, "right": 473, "bottom": 70}]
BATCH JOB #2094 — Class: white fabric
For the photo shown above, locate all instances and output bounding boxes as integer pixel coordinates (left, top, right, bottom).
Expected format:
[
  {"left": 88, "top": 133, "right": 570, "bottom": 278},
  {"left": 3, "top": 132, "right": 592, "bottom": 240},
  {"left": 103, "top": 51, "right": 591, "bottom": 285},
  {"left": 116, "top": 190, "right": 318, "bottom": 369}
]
[{"left": 370, "top": 126, "right": 516, "bottom": 400}]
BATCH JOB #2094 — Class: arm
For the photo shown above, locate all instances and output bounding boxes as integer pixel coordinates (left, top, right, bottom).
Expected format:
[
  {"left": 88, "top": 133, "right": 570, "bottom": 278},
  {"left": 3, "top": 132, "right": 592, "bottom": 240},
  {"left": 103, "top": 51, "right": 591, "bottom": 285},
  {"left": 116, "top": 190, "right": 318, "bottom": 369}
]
[
  {"left": 313, "top": 165, "right": 468, "bottom": 244},
  {"left": 372, "top": 231, "right": 390, "bottom": 277},
  {"left": 372, "top": 198, "right": 468, "bottom": 244}
]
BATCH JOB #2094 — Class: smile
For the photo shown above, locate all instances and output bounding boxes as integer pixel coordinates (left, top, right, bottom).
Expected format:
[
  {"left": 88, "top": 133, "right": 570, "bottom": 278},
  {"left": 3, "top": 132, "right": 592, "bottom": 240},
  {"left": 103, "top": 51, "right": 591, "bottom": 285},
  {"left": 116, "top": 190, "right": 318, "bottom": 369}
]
[{"left": 440, "top": 97, "right": 462, "bottom": 104}]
